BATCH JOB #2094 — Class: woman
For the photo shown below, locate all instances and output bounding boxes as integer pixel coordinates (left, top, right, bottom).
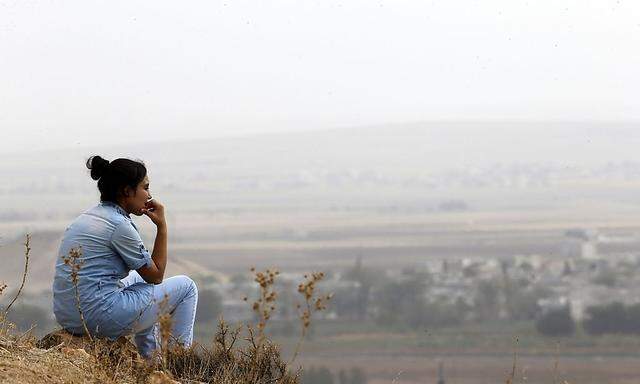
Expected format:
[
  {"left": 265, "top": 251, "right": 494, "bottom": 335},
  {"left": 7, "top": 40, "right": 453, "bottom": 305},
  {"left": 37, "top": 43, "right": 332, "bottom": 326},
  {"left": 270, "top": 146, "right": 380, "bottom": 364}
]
[{"left": 52, "top": 155, "right": 198, "bottom": 359}]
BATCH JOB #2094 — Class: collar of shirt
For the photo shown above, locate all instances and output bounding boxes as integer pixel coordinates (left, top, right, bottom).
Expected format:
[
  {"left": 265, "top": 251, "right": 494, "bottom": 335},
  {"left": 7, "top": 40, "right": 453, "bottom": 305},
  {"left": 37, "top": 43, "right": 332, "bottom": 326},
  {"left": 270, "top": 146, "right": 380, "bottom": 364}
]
[{"left": 100, "top": 201, "right": 130, "bottom": 218}]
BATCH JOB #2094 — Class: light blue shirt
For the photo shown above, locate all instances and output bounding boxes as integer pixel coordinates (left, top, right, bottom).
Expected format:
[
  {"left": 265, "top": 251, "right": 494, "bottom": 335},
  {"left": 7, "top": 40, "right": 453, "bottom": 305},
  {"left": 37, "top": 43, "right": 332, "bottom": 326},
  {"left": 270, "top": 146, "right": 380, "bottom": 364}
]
[{"left": 52, "top": 201, "right": 154, "bottom": 335}]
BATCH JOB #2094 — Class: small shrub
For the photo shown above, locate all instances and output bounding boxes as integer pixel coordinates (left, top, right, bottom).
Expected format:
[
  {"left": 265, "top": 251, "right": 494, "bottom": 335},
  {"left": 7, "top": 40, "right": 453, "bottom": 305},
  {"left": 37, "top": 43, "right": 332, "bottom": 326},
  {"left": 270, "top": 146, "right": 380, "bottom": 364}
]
[
  {"left": 535, "top": 305, "right": 576, "bottom": 337},
  {"left": 581, "top": 302, "right": 640, "bottom": 335}
]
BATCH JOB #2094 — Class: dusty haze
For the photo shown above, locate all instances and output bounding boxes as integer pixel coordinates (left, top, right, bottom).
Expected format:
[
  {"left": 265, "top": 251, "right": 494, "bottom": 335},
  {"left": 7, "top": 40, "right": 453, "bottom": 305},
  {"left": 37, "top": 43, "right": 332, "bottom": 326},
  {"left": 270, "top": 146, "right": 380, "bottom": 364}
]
[
  {"left": 1, "top": 1, "right": 640, "bottom": 152},
  {"left": 3, "top": 2, "right": 640, "bottom": 383}
]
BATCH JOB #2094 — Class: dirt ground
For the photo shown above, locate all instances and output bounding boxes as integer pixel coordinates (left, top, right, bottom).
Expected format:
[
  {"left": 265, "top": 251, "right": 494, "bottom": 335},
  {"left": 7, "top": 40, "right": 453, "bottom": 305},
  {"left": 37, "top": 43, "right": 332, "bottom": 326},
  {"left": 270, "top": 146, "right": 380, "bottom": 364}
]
[{"left": 0, "top": 345, "right": 103, "bottom": 384}]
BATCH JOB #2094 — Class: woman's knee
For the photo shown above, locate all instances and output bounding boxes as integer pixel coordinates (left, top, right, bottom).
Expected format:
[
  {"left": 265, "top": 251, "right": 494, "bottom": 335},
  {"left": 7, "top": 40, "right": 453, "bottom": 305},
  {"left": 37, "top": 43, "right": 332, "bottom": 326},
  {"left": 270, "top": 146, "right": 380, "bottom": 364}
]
[
  {"left": 172, "top": 275, "right": 198, "bottom": 297},
  {"left": 157, "top": 275, "right": 198, "bottom": 305}
]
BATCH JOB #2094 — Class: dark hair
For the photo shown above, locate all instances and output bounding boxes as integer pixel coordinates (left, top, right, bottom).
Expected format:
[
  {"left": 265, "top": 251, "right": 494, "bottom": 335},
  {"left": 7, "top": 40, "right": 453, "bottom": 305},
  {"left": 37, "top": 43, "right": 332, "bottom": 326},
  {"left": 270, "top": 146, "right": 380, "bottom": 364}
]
[{"left": 86, "top": 155, "right": 147, "bottom": 203}]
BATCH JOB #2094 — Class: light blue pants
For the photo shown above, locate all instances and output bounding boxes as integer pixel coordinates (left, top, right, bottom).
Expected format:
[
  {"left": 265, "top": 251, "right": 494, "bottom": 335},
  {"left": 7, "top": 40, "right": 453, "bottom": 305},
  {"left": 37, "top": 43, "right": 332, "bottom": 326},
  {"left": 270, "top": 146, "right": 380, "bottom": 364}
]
[{"left": 119, "top": 271, "right": 198, "bottom": 358}]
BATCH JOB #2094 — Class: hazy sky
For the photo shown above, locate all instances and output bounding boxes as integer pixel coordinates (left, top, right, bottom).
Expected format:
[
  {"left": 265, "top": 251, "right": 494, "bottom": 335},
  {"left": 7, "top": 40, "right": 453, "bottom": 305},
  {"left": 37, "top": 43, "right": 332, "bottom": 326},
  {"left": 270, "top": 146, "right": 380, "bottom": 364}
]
[{"left": 1, "top": 1, "right": 639, "bottom": 153}]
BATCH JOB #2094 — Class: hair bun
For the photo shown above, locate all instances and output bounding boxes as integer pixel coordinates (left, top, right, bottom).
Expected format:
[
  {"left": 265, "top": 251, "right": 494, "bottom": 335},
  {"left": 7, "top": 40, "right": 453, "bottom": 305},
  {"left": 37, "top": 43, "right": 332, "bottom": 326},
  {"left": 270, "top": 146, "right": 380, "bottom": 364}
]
[{"left": 86, "top": 155, "right": 110, "bottom": 180}]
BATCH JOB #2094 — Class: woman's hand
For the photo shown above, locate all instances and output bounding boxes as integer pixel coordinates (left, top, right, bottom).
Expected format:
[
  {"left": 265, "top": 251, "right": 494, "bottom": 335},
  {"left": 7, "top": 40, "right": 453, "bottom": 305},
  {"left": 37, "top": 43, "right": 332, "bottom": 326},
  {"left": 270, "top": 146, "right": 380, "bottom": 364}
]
[{"left": 142, "top": 199, "right": 167, "bottom": 229}]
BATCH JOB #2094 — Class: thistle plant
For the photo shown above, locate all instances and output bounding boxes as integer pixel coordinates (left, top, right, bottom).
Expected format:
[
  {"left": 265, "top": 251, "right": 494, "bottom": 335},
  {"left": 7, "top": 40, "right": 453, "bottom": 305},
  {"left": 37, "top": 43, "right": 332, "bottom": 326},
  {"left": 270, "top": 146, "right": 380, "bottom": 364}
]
[
  {"left": 3, "top": 234, "right": 30, "bottom": 318},
  {"left": 62, "top": 246, "right": 92, "bottom": 341},
  {"left": 244, "top": 267, "right": 279, "bottom": 343},
  {"left": 289, "top": 272, "right": 332, "bottom": 365}
]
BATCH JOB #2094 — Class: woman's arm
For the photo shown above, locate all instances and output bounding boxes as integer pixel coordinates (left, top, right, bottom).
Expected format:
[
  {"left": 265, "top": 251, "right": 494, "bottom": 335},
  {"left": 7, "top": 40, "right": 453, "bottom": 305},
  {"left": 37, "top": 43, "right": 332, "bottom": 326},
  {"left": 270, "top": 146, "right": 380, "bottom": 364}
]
[{"left": 137, "top": 199, "right": 167, "bottom": 284}]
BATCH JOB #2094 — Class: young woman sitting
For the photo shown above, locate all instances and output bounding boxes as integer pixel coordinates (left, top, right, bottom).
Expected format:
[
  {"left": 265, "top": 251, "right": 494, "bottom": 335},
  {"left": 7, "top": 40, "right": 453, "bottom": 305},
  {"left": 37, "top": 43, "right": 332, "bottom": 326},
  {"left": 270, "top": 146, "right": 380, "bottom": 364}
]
[{"left": 52, "top": 155, "right": 198, "bottom": 359}]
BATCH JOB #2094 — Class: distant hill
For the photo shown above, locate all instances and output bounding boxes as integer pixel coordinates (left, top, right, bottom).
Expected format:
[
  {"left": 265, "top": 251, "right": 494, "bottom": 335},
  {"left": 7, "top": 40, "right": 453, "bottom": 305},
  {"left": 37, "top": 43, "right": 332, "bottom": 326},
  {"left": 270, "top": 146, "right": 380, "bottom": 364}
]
[{"left": 4, "top": 121, "right": 640, "bottom": 210}]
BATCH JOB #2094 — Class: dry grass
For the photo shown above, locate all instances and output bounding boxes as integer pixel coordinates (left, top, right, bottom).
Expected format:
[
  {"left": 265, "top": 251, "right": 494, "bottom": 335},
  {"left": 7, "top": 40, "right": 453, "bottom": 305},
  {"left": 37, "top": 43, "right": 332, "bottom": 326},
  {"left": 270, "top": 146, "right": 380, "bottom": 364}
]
[
  {"left": 1, "top": 306, "right": 299, "bottom": 384},
  {"left": 162, "top": 320, "right": 297, "bottom": 384}
]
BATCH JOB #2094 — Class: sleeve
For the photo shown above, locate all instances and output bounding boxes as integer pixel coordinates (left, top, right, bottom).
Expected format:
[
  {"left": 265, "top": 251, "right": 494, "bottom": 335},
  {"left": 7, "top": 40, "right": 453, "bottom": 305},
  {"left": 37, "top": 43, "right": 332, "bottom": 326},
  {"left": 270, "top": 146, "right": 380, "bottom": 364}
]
[{"left": 111, "top": 220, "right": 153, "bottom": 271}]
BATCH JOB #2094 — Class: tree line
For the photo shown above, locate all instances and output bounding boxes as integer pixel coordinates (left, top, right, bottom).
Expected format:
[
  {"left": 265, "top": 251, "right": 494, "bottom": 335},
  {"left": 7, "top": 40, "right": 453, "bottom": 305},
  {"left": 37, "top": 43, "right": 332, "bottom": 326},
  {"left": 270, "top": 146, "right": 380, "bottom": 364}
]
[{"left": 535, "top": 302, "right": 640, "bottom": 336}]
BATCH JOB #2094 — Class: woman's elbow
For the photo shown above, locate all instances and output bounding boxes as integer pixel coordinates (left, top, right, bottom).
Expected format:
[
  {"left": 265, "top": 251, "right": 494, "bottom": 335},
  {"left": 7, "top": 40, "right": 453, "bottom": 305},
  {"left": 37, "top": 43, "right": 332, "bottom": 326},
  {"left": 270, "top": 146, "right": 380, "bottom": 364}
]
[
  {"left": 137, "top": 265, "right": 164, "bottom": 285},
  {"left": 147, "top": 273, "right": 164, "bottom": 285}
]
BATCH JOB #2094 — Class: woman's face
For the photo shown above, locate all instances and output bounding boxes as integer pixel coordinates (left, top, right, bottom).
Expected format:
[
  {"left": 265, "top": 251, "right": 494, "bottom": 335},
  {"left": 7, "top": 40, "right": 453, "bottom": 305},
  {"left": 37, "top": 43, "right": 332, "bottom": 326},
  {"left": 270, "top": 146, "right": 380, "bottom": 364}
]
[{"left": 122, "top": 175, "right": 151, "bottom": 216}]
